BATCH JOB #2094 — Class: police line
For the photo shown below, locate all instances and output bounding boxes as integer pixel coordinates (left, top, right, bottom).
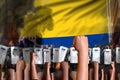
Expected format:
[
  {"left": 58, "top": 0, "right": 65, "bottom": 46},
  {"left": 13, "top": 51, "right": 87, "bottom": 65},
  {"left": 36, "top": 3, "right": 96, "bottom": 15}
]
[{"left": 0, "top": 45, "right": 120, "bottom": 65}]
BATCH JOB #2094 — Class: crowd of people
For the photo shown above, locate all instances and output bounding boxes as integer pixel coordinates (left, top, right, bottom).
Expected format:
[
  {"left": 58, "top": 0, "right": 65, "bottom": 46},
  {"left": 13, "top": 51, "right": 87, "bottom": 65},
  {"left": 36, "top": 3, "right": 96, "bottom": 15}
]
[{"left": 0, "top": 36, "right": 119, "bottom": 80}]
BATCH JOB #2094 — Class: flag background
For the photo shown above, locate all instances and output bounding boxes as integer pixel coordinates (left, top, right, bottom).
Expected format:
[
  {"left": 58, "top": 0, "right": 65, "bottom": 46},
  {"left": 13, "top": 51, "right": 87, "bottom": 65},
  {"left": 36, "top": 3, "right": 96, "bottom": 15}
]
[{"left": 21, "top": 0, "right": 109, "bottom": 47}]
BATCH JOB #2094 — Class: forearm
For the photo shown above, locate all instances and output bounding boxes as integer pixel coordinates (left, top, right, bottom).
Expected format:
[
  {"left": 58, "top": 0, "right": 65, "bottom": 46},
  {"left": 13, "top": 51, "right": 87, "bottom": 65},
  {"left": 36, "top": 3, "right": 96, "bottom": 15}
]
[
  {"left": 8, "top": 69, "right": 16, "bottom": 80},
  {"left": 61, "top": 62, "right": 69, "bottom": 80},
  {"left": 37, "top": 72, "right": 44, "bottom": 80},
  {"left": 62, "top": 69, "right": 68, "bottom": 80},
  {"left": 93, "top": 62, "right": 99, "bottom": 80},
  {"left": 1, "top": 72, "right": 5, "bottom": 80},
  {"left": 89, "top": 68, "right": 93, "bottom": 80},
  {"left": 31, "top": 62, "right": 38, "bottom": 80},
  {"left": 16, "top": 69, "right": 23, "bottom": 80},
  {"left": 70, "top": 71, "right": 77, "bottom": 80},
  {"left": 74, "top": 36, "right": 88, "bottom": 80},
  {"left": 24, "top": 63, "right": 30, "bottom": 80},
  {"left": 101, "top": 69, "right": 104, "bottom": 80},
  {"left": 16, "top": 60, "right": 25, "bottom": 80},
  {"left": 51, "top": 73, "right": 55, "bottom": 80},
  {"left": 46, "top": 67, "right": 51, "bottom": 80},
  {"left": 77, "top": 50, "right": 88, "bottom": 80},
  {"left": 110, "top": 62, "right": 115, "bottom": 80},
  {"left": 110, "top": 69, "right": 115, "bottom": 80}
]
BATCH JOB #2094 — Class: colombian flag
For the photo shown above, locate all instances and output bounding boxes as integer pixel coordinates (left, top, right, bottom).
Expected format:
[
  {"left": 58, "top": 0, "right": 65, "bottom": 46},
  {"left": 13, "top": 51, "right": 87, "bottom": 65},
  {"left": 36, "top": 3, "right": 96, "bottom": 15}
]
[{"left": 21, "top": 0, "right": 109, "bottom": 47}]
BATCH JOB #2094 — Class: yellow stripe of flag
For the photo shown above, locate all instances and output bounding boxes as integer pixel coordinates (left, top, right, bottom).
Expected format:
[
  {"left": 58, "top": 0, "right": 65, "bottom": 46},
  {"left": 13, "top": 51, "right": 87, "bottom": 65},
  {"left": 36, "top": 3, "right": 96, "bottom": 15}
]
[{"left": 21, "top": 0, "right": 108, "bottom": 38}]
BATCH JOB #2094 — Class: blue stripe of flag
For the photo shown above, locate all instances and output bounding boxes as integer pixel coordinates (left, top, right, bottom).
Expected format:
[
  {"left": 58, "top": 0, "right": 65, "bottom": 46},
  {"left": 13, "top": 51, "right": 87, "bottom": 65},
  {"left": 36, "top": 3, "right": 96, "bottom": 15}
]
[{"left": 38, "top": 34, "right": 109, "bottom": 47}]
